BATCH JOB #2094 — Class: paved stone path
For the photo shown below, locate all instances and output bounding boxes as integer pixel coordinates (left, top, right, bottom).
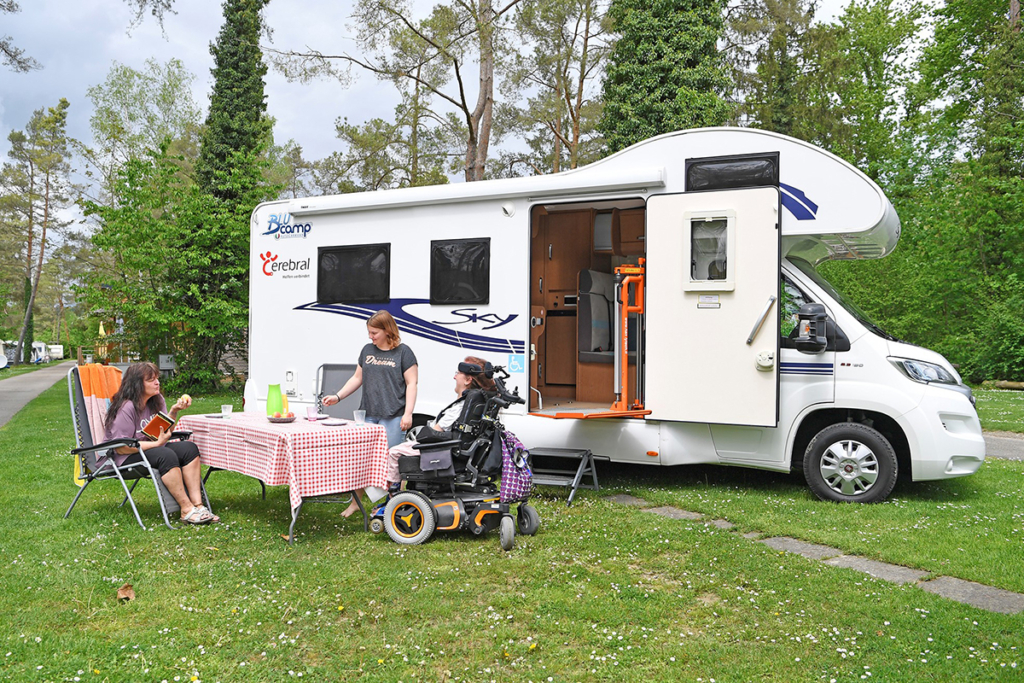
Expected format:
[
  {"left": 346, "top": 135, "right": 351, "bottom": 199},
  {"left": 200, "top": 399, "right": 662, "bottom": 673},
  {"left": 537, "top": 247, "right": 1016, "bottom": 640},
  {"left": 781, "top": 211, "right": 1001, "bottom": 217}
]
[
  {"left": 0, "top": 362, "right": 75, "bottom": 430},
  {"left": 984, "top": 431, "right": 1024, "bottom": 461},
  {"left": 608, "top": 496, "right": 1024, "bottom": 615}
]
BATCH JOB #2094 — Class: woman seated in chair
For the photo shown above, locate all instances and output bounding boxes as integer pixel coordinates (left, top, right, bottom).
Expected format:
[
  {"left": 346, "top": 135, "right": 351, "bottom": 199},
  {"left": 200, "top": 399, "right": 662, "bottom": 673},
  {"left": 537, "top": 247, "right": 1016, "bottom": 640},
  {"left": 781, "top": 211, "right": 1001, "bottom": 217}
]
[
  {"left": 381, "top": 355, "right": 496, "bottom": 493},
  {"left": 104, "top": 362, "right": 218, "bottom": 525}
]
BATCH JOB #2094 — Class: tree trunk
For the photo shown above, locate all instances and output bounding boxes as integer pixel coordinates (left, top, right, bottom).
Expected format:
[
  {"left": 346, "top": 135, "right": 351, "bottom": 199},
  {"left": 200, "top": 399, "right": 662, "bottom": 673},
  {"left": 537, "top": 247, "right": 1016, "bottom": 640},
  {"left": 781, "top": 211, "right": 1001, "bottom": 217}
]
[
  {"left": 1012, "top": 0, "right": 1020, "bottom": 31},
  {"left": 465, "top": 0, "right": 495, "bottom": 182},
  {"left": 16, "top": 173, "right": 50, "bottom": 366}
]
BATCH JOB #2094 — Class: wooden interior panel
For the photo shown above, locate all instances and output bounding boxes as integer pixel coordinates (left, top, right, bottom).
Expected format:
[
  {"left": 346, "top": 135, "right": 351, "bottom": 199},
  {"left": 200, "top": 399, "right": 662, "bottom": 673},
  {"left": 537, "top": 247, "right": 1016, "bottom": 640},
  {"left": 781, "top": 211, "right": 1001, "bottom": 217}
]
[
  {"left": 612, "top": 207, "right": 646, "bottom": 256},
  {"left": 545, "top": 210, "right": 593, "bottom": 292},
  {"left": 544, "top": 315, "right": 577, "bottom": 385},
  {"left": 576, "top": 360, "right": 635, "bottom": 404}
]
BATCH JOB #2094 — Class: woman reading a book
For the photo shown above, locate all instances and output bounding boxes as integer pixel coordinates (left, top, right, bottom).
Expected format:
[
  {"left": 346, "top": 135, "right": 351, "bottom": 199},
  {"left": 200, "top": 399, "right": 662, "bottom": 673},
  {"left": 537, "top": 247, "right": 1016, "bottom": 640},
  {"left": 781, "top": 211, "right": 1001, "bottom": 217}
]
[{"left": 104, "top": 362, "right": 218, "bottom": 525}]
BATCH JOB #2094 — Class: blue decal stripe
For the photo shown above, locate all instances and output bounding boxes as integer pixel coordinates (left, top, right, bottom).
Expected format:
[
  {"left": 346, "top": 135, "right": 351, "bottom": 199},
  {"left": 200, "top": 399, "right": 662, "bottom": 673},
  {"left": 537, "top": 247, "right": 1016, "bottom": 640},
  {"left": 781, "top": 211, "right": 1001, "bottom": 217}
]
[
  {"left": 779, "top": 183, "right": 818, "bottom": 222},
  {"left": 779, "top": 183, "right": 819, "bottom": 213},
  {"left": 297, "top": 300, "right": 525, "bottom": 354},
  {"left": 781, "top": 361, "right": 833, "bottom": 376}
]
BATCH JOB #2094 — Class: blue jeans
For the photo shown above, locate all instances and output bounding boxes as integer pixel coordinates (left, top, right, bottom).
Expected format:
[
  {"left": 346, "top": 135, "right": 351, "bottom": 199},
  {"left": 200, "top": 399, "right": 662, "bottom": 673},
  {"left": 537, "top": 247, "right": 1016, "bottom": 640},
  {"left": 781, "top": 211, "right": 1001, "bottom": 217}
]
[{"left": 366, "top": 415, "right": 404, "bottom": 448}]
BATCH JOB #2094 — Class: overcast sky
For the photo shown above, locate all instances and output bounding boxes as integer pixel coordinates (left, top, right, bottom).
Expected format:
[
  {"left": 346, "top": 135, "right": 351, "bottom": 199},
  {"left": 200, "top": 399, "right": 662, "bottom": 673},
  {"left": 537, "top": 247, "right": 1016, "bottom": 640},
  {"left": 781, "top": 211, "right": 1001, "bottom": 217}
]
[
  {"left": 0, "top": 0, "right": 847, "bottom": 176},
  {"left": 0, "top": 0, "right": 394, "bottom": 165}
]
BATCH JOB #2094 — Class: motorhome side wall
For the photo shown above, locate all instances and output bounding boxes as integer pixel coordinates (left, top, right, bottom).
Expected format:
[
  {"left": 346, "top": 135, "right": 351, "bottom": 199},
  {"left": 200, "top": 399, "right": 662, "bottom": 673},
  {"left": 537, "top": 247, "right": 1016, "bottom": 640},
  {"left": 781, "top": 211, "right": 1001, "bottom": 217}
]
[{"left": 249, "top": 198, "right": 534, "bottom": 421}]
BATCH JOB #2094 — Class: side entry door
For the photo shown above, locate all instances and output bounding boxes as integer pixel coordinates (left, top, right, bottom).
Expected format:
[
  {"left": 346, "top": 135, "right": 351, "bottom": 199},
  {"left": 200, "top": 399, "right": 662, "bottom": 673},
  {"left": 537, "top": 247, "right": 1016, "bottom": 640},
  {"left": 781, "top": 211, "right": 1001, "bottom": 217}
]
[{"left": 645, "top": 187, "right": 780, "bottom": 427}]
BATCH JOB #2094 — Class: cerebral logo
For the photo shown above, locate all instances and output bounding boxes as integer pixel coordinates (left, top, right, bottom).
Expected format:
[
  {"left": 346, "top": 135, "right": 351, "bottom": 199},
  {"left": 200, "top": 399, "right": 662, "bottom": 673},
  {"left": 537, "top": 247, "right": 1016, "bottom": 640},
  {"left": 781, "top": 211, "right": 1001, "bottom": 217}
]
[
  {"left": 260, "top": 251, "right": 310, "bottom": 277},
  {"left": 260, "top": 251, "right": 278, "bottom": 276}
]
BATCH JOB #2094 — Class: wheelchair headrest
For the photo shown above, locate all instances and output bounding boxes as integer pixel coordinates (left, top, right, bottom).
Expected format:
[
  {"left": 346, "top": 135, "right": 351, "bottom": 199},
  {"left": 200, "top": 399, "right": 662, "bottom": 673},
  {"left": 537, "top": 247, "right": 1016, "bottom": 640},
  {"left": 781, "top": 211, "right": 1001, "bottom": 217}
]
[{"left": 458, "top": 361, "right": 494, "bottom": 378}]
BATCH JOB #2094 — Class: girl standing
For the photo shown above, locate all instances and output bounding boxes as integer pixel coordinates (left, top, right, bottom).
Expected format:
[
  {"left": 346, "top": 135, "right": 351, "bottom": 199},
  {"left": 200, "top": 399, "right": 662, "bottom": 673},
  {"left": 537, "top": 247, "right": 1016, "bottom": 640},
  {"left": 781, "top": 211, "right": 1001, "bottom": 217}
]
[{"left": 323, "top": 310, "right": 418, "bottom": 516}]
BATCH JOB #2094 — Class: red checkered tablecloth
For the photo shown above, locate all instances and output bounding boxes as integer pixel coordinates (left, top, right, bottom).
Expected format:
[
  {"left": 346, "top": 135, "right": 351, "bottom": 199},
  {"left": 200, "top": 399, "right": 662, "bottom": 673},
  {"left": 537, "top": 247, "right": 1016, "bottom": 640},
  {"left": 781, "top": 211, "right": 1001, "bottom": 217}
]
[{"left": 177, "top": 413, "right": 388, "bottom": 511}]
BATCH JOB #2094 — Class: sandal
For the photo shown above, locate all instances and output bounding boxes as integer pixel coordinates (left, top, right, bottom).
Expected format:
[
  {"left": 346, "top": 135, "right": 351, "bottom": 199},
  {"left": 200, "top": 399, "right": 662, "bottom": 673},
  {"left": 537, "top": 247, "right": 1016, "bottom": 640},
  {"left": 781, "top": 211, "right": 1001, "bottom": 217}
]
[
  {"left": 194, "top": 505, "right": 220, "bottom": 523},
  {"left": 181, "top": 506, "right": 214, "bottom": 525}
]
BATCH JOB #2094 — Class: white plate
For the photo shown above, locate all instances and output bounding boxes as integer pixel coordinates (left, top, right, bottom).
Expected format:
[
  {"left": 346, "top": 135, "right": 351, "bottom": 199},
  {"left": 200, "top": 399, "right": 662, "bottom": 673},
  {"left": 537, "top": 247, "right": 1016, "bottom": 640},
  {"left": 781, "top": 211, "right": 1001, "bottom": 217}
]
[
  {"left": 316, "top": 414, "right": 330, "bottom": 420},
  {"left": 321, "top": 418, "right": 349, "bottom": 426}
]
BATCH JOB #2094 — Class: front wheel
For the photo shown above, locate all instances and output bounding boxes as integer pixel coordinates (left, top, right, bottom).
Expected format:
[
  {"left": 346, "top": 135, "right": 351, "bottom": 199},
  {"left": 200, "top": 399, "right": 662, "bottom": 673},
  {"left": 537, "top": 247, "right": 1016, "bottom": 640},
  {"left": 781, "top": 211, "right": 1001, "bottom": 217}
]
[
  {"left": 803, "top": 423, "right": 898, "bottom": 503},
  {"left": 517, "top": 504, "right": 540, "bottom": 535},
  {"left": 499, "top": 515, "right": 515, "bottom": 551}
]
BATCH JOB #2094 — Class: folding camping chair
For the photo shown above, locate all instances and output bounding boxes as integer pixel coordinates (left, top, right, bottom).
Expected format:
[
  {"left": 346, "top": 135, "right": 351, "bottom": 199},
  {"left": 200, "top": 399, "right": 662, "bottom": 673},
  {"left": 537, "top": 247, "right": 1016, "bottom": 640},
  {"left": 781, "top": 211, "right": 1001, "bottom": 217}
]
[
  {"left": 313, "top": 363, "right": 432, "bottom": 429},
  {"left": 64, "top": 364, "right": 212, "bottom": 530},
  {"left": 313, "top": 363, "right": 363, "bottom": 418}
]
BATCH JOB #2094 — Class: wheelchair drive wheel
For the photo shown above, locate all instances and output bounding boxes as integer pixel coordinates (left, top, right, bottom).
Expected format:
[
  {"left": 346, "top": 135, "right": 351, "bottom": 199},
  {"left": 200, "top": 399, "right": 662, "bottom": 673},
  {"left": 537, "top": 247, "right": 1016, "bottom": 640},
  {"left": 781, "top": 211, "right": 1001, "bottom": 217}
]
[
  {"left": 516, "top": 504, "right": 540, "bottom": 536},
  {"left": 499, "top": 514, "right": 515, "bottom": 551},
  {"left": 384, "top": 491, "right": 436, "bottom": 545}
]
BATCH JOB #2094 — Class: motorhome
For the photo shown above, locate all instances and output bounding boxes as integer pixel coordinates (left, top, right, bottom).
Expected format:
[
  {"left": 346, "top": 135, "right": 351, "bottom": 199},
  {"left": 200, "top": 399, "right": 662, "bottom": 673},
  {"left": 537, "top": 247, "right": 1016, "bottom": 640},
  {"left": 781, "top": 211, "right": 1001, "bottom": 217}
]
[{"left": 248, "top": 127, "right": 985, "bottom": 503}]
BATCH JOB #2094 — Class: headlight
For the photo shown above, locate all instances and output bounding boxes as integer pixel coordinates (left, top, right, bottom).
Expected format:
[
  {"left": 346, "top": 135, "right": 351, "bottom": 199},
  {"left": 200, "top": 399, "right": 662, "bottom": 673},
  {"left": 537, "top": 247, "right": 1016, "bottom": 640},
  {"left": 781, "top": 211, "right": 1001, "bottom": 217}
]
[{"left": 888, "top": 357, "right": 959, "bottom": 385}]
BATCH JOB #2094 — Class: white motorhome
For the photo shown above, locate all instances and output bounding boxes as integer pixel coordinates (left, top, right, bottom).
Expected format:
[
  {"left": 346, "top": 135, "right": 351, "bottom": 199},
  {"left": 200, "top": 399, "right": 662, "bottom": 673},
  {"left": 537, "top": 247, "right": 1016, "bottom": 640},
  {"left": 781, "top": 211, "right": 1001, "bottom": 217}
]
[{"left": 248, "top": 128, "right": 985, "bottom": 503}]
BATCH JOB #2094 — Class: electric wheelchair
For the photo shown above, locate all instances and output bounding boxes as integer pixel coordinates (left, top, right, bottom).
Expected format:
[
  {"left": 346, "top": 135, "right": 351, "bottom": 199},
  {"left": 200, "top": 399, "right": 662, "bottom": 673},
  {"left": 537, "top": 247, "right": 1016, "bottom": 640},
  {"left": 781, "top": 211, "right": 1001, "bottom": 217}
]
[{"left": 372, "top": 365, "right": 539, "bottom": 551}]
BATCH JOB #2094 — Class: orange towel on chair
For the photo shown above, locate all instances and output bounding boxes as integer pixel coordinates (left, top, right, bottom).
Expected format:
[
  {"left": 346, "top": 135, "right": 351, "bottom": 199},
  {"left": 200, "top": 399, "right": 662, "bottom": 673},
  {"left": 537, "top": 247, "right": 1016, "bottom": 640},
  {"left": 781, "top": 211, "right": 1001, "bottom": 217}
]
[{"left": 79, "top": 364, "right": 123, "bottom": 444}]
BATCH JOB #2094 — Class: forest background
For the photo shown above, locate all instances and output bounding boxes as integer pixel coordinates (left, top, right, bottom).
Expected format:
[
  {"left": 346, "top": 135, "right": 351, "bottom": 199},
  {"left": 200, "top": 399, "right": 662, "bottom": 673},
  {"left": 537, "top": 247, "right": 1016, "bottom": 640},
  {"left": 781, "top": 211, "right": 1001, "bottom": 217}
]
[{"left": 0, "top": 0, "right": 1021, "bottom": 390}]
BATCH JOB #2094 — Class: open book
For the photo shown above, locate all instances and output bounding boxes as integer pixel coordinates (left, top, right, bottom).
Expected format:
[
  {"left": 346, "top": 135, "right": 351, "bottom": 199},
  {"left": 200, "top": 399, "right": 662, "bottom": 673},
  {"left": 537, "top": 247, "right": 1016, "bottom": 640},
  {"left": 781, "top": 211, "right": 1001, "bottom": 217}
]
[{"left": 141, "top": 411, "right": 175, "bottom": 440}]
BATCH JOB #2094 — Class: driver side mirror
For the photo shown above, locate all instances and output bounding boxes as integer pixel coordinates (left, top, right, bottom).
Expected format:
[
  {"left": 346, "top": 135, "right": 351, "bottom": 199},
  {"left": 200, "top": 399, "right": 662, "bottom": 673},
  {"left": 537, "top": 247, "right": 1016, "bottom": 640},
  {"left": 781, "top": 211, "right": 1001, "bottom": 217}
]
[{"left": 794, "top": 303, "right": 828, "bottom": 354}]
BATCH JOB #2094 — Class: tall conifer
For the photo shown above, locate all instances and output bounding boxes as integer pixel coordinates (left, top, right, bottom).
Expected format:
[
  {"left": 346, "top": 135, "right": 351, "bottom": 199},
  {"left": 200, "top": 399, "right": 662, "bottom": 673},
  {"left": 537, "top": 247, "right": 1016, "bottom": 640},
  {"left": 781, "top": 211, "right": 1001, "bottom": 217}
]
[
  {"left": 196, "top": 0, "right": 272, "bottom": 200},
  {"left": 598, "top": 0, "right": 731, "bottom": 153}
]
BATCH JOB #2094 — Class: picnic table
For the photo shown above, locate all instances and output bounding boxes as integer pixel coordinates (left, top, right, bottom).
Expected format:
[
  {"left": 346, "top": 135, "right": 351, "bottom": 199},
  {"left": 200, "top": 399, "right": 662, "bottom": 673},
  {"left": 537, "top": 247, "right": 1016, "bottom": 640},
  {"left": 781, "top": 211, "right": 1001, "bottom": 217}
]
[{"left": 177, "top": 412, "right": 388, "bottom": 542}]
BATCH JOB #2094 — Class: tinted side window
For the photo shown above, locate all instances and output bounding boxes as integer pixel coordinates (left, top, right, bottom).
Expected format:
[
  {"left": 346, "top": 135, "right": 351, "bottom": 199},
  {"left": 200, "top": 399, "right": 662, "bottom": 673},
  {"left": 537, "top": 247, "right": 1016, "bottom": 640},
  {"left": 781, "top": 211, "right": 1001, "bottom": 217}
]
[
  {"left": 430, "top": 238, "right": 490, "bottom": 305},
  {"left": 317, "top": 243, "right": 390, "bottom": 304},
  {"left": 780, "top": 274, "right": 810, "bottom": 337}
]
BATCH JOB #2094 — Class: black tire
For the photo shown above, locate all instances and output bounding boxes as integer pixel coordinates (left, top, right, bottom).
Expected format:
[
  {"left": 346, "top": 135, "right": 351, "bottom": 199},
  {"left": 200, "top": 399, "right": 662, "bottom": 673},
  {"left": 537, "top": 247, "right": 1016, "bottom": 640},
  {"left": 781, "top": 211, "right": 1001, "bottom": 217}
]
[
  {"left": 499, "top": 515, "right": 515, "bottom": 551},
  {"left": 517, "top": 504, "right": 540, "bottom": 535},
  {"left": 384, "top": 491, "right": 436, "bottom": 545},
  {"left": 803, "top": 422, "right": 898, "bottom": 503}
]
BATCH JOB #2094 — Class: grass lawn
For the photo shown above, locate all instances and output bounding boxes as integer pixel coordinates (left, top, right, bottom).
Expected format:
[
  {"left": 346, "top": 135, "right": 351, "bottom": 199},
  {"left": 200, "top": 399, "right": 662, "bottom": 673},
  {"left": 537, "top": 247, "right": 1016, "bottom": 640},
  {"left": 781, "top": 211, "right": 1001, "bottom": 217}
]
[
  {"left": 974, "top": 389, "right": 1024, "bottom": 434},
  {"left": 1, "top": 382, "right": 1022, "bottom": 682}
]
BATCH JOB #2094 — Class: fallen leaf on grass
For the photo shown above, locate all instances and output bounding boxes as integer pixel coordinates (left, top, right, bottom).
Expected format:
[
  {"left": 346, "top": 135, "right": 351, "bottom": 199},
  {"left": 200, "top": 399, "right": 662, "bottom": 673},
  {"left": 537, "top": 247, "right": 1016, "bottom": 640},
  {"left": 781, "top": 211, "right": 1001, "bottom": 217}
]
[{"left": 117, "top": 584, "right": 135, "bottom": 602}]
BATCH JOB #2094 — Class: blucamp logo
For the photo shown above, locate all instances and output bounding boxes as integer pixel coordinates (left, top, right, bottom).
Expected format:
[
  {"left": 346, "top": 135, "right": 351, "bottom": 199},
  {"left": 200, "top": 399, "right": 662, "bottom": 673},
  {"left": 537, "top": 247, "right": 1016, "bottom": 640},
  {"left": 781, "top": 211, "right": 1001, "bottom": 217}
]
[
  {"left": 260, "top": 251, "right": 310, "bottom": 277},
  {"left": 263, "top": 212, "right": 312, "bottom": 239}
]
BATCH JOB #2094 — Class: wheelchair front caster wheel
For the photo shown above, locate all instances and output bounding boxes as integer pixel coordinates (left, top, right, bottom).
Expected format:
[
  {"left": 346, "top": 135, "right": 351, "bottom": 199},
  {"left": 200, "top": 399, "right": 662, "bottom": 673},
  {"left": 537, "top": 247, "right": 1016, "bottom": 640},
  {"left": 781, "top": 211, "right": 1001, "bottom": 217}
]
[
  {"left": 499, "top": 515, "right": 515, "bottom": 551},
  {"left": 517, "top": 504, "right": 540, "bottom": 536},
  {"left": 369, "top": 518, "right": 384, "bottom": 534}
]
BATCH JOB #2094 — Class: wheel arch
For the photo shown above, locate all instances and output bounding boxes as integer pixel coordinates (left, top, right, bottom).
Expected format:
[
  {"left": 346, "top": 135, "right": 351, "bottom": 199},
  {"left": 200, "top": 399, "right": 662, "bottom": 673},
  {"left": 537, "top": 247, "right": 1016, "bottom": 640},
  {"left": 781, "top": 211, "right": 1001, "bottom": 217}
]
[{"left": 789, "top": 408, "right": 911, "bottom": 482}]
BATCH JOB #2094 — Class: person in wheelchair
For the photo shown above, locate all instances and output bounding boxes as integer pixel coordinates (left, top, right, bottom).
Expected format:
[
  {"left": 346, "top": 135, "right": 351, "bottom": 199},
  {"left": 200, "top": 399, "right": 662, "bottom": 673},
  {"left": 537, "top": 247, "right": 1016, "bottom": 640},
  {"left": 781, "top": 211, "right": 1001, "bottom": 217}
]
[{"left": 383, "top": 356, "right": 496, "bottom": 490}]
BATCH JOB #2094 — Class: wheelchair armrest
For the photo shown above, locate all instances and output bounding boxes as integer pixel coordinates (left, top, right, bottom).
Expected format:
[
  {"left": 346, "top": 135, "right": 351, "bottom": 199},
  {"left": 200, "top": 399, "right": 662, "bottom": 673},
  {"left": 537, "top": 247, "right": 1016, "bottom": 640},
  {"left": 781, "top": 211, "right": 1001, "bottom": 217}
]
[
  {"left": 411, "top": 439, "right": 460, "bottom": 451},
  {"left": 170, "top": 430, "right": 192, "bottom": 441},
  {"left": 72, "top": 437, "right": 139, "bottom": 455}
]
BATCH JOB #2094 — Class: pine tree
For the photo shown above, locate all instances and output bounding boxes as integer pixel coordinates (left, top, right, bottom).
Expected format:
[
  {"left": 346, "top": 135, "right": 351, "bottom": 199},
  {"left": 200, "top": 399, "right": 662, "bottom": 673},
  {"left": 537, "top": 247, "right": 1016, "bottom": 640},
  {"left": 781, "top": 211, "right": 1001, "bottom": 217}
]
[{"left": 598, "top": 0, "right": 731, "bottom": 153}]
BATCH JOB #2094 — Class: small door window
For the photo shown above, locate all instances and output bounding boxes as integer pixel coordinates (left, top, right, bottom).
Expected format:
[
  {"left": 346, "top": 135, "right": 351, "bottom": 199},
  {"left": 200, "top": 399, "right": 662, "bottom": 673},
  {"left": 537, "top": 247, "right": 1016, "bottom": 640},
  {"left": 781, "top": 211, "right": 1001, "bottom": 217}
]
[
  {"left": 691, "top": 218, "right": 728, "bottom": 281},
  {"left": 317, "top": 243, "right": 390, "bottom": 304},
  {"left": 684, "top": 210, "right": 736, "bottom": 291},
  {"left": 430, "top": 238, "right": 490, "bottom": 304}
]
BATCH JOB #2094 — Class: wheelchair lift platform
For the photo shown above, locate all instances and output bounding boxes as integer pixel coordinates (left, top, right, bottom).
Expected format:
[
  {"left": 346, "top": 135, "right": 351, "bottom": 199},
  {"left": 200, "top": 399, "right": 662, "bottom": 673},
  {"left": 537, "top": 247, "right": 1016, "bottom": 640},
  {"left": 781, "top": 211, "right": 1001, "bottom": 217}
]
[{"left": 528, "top": 447, "right": 602, "bottom": 506}]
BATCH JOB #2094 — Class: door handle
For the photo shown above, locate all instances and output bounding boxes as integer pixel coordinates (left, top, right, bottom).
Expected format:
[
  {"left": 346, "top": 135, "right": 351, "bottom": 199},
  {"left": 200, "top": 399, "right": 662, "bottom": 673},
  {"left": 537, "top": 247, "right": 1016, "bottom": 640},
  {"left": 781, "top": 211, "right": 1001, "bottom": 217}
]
[
  {"left": 538, "top": 277, "right": 543, "bottom": 293},
  {"left": 746, "top": 295, "right": 777, "bottom": 344},
  {"left": 548, "top": 243, "right": 552, "bottom": 259}
]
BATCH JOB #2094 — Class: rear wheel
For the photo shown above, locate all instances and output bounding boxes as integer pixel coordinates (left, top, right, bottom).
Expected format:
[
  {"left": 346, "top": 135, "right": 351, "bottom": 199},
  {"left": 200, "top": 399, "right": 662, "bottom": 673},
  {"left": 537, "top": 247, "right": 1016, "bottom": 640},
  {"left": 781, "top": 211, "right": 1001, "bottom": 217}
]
[
  {"left": 384, "top": 491, "right": 436, "bottom": 544},
  {"left": 803, "top": 423, "right": 897, "bottom": 503},
  {"left": 499, "top": 515, "right": 515, "bottom": 551},
  {"left": 517, "top": 504, "right": 540, "bottom": 535}
]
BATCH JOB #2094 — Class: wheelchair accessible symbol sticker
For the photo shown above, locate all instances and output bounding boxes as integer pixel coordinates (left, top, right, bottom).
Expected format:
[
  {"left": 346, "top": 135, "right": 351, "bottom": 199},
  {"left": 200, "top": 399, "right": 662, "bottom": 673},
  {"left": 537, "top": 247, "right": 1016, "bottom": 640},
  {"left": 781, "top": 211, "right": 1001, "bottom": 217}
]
[{"left": 507, "top": 354, "right": 525, "bottom": 373}]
